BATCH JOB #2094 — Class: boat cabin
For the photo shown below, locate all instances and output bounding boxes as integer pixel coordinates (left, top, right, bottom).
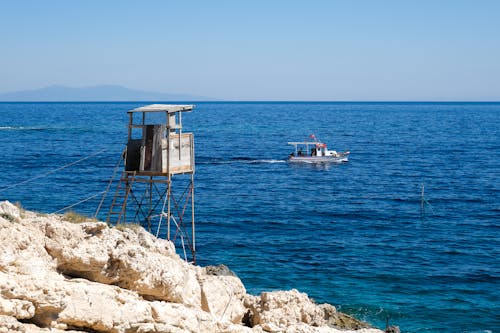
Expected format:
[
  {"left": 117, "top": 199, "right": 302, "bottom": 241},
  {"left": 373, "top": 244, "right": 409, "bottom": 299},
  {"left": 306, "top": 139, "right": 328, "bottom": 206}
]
[{"left": 288, "top": 141, "right": 329, "bottom": 157}]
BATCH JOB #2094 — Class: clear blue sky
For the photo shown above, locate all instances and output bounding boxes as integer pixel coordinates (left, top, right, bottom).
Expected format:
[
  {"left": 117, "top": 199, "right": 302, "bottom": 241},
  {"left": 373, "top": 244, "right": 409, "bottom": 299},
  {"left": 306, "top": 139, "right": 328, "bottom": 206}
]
[{"left": 1, "top": 0, "right": 499, "bottom": 100}]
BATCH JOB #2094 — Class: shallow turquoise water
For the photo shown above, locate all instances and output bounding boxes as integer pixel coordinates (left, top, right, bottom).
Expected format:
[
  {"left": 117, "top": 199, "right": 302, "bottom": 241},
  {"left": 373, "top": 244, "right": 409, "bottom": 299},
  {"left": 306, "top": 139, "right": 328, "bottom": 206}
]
[{"left": 1, "top": 102, "right": 499, "bottom": 332}]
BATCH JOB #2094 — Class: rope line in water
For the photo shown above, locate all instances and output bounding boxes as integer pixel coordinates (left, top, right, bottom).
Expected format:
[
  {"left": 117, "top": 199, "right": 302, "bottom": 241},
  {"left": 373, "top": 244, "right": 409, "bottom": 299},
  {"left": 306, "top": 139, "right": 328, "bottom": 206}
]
[{"left": 0, "top": 149, "right": 107, "bottom": 194}]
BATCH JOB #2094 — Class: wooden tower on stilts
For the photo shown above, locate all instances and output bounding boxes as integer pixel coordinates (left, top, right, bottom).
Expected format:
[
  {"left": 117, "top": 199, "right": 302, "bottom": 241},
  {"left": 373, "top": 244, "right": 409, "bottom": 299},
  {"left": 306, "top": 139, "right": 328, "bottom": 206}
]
[{"left": 97, "top": 104, "right": 196, "bottom": 263}]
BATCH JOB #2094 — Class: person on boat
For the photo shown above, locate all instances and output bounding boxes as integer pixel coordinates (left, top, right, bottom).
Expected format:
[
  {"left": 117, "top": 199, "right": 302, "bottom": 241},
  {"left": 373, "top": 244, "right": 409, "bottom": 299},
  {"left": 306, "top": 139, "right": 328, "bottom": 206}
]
[{"left": 298, "top": 148, "right": 303, "bottom": 156}]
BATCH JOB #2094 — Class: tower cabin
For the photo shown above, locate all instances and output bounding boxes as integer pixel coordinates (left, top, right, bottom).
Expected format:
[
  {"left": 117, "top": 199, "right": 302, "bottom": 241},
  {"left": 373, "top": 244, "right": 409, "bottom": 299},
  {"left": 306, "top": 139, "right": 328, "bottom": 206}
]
[
  {"left": 99, "top": 104, "right": 197, "bottom": 262},
  {"left": 125, "top": 104, "right": 194, "bottom": 176}
]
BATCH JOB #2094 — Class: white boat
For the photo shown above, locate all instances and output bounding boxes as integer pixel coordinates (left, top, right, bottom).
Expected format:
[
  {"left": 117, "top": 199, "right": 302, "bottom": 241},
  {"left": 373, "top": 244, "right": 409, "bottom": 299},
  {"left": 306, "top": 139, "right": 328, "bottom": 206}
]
[{"left": 287, "top": 137, "right": 350, "bottom": 163}]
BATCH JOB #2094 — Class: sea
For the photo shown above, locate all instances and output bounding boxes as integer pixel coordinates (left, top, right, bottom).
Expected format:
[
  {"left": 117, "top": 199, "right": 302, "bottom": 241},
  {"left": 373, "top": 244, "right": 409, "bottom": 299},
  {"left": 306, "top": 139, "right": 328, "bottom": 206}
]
[{"left": 0, "top": 102, "right": 498, "bottom": 333}]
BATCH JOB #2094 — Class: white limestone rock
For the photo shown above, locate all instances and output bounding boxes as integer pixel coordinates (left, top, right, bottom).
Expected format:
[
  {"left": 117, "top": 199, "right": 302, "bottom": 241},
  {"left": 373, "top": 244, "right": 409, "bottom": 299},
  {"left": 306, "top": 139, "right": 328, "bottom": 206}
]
[
  {"left": 244, "top": 289, "right": 333, "bottom": 329},
  {"left": 243, "top": 290, "right": 380, "bottom": 333},
  {"left": 43, "top": 219, "right": 201, "bottom": 307},
  {"left": 0, "top": 296, "right": 35, "bottom": 319},
  {"left": 0, "top": 315, "right": 25, "bottom": 333},
  {"left": 0, "top": 201, "right": 21, "bottom": 221},
  {"left": 0, "top": 201, "right": 385, "bottom": 333},
  {"left": 199, "top": 271, "right": 247, "bottom": 324},
  {"left": 0, "top": 212, "right": 57, "bottom": 279}
]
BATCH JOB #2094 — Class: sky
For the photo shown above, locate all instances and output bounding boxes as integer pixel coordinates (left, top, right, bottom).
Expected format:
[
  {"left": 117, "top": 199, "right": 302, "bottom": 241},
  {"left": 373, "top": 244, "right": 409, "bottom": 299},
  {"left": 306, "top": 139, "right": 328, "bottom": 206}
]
[{"left": 1, "top": 0, "right": 499, "bottom": 101}]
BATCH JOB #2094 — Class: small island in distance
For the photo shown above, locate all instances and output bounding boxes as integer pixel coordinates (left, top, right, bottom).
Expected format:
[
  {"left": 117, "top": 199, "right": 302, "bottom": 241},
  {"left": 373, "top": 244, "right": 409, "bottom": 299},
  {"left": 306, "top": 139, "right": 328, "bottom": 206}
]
[{"left": 0, "top": 85, "right": 212, "bottom": 102}]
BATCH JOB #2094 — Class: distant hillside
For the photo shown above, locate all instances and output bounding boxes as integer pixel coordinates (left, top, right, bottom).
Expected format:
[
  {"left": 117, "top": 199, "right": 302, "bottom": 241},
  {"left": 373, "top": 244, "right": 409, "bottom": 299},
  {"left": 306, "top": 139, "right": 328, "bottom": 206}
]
[{"left": 0, "top": 85, "right": 212, "bottom": 101}]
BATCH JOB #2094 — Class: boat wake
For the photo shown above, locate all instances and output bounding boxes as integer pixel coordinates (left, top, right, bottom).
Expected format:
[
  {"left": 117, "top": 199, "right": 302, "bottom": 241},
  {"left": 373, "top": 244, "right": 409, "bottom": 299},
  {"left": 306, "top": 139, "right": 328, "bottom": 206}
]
[
  {"left": 0, "top": 126, "right": 46, "bottom": 131},
  {"left": 197, "top": 157, "right": 286, "bottom": 165},
  {"left": 250, "top": 159, "right": 286, "bottom": 164}
]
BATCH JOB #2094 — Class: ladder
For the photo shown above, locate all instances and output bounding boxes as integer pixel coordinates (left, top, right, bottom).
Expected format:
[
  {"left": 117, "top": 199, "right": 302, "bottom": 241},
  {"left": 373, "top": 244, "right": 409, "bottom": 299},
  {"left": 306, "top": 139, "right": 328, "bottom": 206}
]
[{"left": 106, "top": 171, "right": 136, "bottom": 224}]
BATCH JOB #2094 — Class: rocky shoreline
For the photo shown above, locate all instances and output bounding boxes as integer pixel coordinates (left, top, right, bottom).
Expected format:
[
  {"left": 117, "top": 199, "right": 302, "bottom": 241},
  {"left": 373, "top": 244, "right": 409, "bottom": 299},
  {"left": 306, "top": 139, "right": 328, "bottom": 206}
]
[{"left": 0, "top": 201, "right": 387, "bottom": 333}]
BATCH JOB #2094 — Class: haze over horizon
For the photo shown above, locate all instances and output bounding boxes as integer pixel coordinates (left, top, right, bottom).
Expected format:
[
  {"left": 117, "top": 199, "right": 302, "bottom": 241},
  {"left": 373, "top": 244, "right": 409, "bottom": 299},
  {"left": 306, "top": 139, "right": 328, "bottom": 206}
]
[{"left": 1, "top": 1, "right": 499, "bottom": 101}]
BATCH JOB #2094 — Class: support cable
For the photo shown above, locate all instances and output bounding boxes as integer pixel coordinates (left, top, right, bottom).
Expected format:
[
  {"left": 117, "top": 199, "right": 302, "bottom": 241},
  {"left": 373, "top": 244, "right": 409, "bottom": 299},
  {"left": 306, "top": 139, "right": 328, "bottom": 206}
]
[
  {"left": 170, "top": 215, "right": 188, "bottom": 262},
  {"left": 95, "top": 150, "right": 125, "bottom": 217},
  {"left": 0, "top": 149, "right": 107, "bottom": 194},
  {"left": 52, "top": 191, "right": 106, "bottom": 214},
  {"left": 156, "top": 193, "right": 169, "bottom": 238}
]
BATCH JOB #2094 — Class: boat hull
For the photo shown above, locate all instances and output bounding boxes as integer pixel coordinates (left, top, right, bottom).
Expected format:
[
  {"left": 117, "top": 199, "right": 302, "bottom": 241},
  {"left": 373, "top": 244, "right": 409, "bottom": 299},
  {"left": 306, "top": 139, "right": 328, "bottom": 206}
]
[{"left": 288, "top": 155, "right": 348, "bottom": 163}]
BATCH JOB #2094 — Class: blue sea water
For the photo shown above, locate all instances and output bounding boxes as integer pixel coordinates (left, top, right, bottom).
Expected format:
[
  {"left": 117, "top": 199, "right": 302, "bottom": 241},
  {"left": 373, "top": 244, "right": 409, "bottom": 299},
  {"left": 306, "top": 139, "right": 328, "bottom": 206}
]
[{"left": 0, "top": 102, "right": 499, "bottom": 332}]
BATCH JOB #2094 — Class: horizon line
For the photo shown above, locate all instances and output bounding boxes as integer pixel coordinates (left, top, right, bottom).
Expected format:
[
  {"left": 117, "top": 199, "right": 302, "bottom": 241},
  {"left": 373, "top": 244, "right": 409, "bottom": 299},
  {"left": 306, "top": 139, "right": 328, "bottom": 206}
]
[{"left": 0, "top": 100, "right": 499, "bottom": 103}]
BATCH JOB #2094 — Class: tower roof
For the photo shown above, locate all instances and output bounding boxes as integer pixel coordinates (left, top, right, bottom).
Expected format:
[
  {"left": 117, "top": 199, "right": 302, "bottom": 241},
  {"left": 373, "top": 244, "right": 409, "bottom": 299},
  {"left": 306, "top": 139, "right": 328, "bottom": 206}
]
[{"left": 128, "top": 104, "right": 194, "bottom": 113}]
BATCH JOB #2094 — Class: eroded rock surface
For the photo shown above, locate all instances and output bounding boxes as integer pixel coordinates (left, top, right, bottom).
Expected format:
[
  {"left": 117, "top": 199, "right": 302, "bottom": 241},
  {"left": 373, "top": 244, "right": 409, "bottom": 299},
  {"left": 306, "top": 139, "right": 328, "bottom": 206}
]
[{"left": 0, "top": 201, "right": 384, "bottom": 333}]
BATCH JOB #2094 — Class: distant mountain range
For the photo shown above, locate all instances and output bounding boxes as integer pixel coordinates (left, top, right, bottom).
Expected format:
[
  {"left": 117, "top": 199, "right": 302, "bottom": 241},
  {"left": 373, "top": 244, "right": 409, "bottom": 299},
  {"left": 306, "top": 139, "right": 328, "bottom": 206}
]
[{"left": 0, "top": 85, "right": 212, "bottom": 101}]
